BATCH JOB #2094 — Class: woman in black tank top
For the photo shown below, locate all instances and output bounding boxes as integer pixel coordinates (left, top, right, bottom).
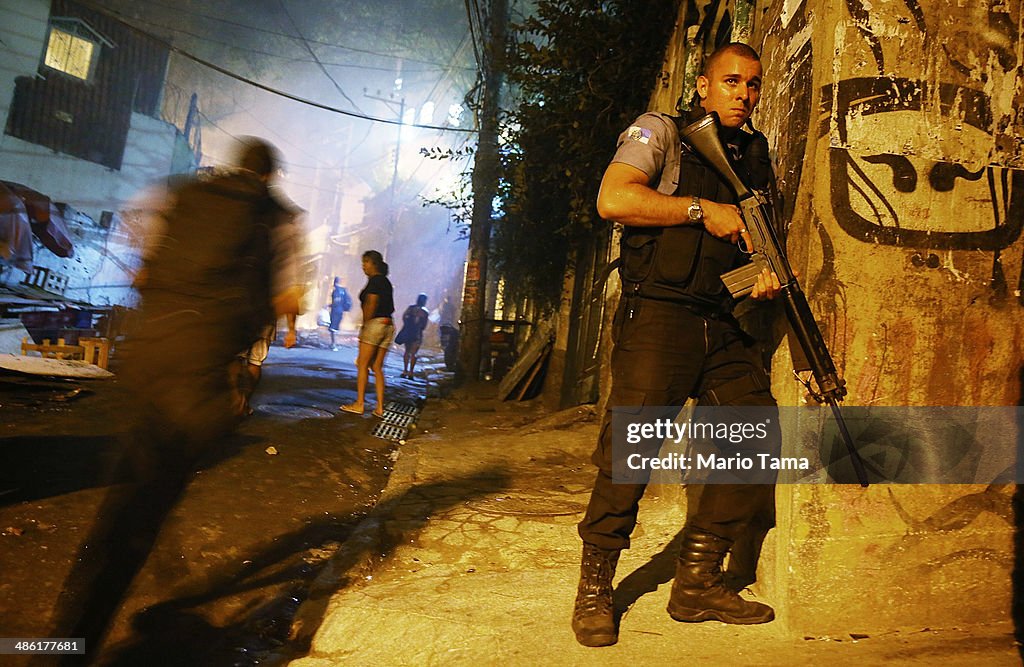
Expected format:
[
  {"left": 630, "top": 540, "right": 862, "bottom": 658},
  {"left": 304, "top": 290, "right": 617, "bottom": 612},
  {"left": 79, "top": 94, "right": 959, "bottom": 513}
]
[{"left": 340, "top": 250, "right": 395, "bottom": 417}]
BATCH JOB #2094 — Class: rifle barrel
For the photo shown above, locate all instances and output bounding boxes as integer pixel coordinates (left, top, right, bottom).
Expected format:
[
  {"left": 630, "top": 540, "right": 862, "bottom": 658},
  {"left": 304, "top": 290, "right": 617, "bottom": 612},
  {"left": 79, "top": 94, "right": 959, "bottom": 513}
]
[{"left": 827, "top": 398, "right": 869, "bottom": 487}]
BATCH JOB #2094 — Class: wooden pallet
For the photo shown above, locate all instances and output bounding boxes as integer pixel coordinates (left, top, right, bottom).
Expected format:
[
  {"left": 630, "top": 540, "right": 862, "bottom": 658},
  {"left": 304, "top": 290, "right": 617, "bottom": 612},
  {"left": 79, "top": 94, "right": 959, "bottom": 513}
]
[{"left": 21, "top": 336, "right": 111, "bottom": 369}]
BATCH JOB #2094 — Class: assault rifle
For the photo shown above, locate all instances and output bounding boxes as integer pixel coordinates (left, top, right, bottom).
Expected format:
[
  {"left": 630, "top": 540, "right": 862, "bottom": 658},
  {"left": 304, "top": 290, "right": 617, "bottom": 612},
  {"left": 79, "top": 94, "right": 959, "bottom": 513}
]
[{"left": 679, "top": 111, "right": 870, "bottom": 487}]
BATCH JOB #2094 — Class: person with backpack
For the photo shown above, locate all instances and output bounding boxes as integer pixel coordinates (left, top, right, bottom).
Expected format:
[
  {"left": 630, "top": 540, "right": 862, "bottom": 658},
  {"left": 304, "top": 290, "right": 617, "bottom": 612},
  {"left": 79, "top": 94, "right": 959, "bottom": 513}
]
[
  {"left": 395, "top": 293, "right": 430, "bottom": 379},
  {"left": 328, "top": 276, "right": 353, "bottom": 350}
]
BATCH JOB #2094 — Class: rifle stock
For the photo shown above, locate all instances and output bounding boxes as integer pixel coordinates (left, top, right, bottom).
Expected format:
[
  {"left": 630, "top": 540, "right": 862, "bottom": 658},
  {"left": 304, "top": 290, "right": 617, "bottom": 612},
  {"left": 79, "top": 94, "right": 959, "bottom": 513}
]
[{"left": 679, "top": 111, "right": 869, "bottom": 487}]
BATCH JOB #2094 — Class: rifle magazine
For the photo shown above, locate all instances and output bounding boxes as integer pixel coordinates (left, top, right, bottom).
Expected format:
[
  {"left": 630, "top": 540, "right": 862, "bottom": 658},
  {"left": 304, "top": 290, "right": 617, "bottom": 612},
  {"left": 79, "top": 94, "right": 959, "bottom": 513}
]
[{"left": 722, "top": 256, "right": 770, "bottom": 299}]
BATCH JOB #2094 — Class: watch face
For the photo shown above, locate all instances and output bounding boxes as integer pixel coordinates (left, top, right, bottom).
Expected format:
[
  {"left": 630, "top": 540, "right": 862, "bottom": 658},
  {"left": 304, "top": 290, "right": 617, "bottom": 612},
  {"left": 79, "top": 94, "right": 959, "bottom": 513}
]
[{"left": 688, "top": 203, "right": 702, "bottom": 221}]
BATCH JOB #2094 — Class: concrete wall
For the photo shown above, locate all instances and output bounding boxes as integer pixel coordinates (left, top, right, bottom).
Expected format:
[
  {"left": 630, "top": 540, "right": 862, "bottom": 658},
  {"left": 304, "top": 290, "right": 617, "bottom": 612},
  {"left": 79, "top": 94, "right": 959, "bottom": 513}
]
[
  {"left": 0, "top": 0, "right": 181, "bottom": 216},
  {"left": 35, "top": 207, "right": 140, "bottom": 308},
  {"left": 753, "top": 0, "right": 1021, "bottom": 635},
  {"left": 0, "top": 0, "right": 181, "bottom": 304},
  {"left": 646, "top": 0, "right": 1021, "bottom": 636},
  {"left": 0, "top": 112, "right": 177, "bottom": 223},
  {"left": 0, "top": 0, "right": 48, "bottom": 109}
]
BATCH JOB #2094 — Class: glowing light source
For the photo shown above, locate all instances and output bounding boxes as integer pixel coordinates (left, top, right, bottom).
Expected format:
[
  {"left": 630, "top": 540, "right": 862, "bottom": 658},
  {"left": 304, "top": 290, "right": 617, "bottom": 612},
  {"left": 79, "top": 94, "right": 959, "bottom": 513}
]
[
  {"left": 419, "top": 101, "right": 435, "bottom": 125},
  {"left": 447, "top": 103, "right": 464, "bottom": 127}
]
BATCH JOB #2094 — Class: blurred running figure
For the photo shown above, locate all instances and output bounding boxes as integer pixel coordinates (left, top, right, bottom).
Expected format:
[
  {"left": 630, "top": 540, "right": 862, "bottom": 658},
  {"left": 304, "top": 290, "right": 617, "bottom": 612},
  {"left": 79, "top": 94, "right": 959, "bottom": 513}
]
[
  {"left": 340, "top": 250, "right": 394, "bottom": 417},
  {"left": 47, "top": 137, "right": 300, "bottom": 658}
]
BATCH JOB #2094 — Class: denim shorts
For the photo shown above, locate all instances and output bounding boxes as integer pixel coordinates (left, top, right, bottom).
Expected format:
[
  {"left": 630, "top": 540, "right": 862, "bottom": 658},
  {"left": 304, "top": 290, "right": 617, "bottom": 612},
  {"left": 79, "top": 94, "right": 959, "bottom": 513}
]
[{"left": 360, "top": 317, "right": 395, "bottom": 348}]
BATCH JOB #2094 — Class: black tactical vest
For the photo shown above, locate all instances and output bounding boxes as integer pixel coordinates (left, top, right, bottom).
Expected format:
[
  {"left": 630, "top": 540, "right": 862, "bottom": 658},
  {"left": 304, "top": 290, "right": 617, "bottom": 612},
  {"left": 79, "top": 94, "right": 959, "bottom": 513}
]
[
  {"left": 618, "top": 108, "right": 774, "bottom": 313},
  {"left": 143, "top": 172, "right": 279, "bottom": 352}
]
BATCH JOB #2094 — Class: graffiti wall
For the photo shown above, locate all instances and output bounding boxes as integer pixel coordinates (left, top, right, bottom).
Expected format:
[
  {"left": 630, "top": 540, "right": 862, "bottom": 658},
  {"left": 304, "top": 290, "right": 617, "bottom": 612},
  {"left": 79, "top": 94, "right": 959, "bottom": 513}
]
[{"left": 755, "top": 0, "right": 1022, "bottom": 633}]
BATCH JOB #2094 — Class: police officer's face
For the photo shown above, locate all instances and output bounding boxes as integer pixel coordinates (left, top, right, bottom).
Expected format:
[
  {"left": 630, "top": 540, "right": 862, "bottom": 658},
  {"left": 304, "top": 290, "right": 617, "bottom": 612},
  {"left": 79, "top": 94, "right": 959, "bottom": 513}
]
[{"left": 697, "top": 53, "right": 763, "bottom": 129}]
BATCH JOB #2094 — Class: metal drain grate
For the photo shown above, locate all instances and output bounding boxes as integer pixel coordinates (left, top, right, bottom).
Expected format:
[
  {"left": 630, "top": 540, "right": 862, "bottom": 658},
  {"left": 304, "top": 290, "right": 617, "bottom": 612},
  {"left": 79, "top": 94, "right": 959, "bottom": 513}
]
[
  {"left": 370, "top": 401, "right": 420, "bottom": 442},
  {"left": 384, "top": 401, "right": 420, "bottom": 416},
  {"left": 371, "top": 422, "right": 408, "bottom": 442},
  {"left": 380, "top": 412, "right": 415, "bottom": 428}
]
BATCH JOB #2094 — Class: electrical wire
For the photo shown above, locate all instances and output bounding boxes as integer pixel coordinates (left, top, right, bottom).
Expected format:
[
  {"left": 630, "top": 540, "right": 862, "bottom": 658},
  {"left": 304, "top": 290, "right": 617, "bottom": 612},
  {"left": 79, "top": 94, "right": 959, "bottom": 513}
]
[
  {"left": 180, "top": 55, "right": 478, "bottom": 132},
  {"left": 277, "top": 0, "right": 362, "bottom": 112},
  {"left": 74, "top": 0, "right": 479, "bottom": 132},
  {"left": 463, "top": 0, "right": 483, "bottom": 72},
  {"left": 71, "top": 1, "right": 482, "bottom": 224},
  {"left": 197, "top": 109, "right": 318, "bottom": 167},
  {"left": 86, "top": 7, "right": 473, "bottom": 75},
  {"left": 197, "top": 108, "right": 445, "bottom": 195},
  {"left": 100, "top": 0, "right": 471, "bottom": 68}
]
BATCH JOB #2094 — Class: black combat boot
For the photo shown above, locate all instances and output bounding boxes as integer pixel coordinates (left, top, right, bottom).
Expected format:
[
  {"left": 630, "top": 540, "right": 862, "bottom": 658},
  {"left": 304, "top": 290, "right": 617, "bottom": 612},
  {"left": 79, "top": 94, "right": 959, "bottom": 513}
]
[
  {"left": 571, "top": 543, "right": 620, "bottom": 647},
  {"left": 667, "top": 527, "right": 774, "bottom": 624}
]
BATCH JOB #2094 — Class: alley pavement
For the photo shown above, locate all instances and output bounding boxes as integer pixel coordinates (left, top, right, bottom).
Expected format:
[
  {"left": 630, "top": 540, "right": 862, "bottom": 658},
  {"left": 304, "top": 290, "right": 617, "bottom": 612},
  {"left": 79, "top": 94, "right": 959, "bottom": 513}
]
[
  {"left": 283, "top": 384, "right": 1019, "bottom": 666},
  {"left": 0, "top": 331, "right": 429, "bottom": 665}
]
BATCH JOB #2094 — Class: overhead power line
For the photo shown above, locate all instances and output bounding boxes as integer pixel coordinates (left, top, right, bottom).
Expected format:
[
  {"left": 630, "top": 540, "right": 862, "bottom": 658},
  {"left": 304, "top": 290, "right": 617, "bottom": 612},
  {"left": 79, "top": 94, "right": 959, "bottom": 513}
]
[
  {"left": 277, "top": 0, "right": 363, "bottom": 112},
  {"left": 103, "top": 0, "right": 468, "bottom": 68},
  {"left": 463, "top": 0, "right": 483, "bottom": 72},
  {"left": 76, "top": 0, "right": 479, "bottom": 133},
  {"left": 185, "top": 47, "right": 476, "bottom": 132},
  {"left": 99, "top": 10, "right": 470, "bottom": 73}
]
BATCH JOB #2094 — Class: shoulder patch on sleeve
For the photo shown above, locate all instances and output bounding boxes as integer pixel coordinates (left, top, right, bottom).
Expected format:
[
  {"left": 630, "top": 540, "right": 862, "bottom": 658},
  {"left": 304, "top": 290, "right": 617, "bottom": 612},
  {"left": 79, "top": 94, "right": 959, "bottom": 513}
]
[{"left": 626, "top": 125, "right": 652, "bottom": 144}]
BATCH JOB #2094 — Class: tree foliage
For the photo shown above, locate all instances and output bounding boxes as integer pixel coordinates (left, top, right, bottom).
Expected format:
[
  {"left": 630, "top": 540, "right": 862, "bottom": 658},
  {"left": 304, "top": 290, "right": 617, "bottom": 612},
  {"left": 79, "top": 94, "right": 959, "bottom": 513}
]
[
  {"left": 419, "top": 145, "right": 476, "bottom": 238},
  {"left": 493, "top": 0, "right": 679, "bottom": 310}
]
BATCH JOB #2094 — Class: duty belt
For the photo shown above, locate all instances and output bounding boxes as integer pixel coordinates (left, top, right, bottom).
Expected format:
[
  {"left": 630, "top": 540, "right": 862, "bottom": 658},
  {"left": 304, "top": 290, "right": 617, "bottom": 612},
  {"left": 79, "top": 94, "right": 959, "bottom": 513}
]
[
  {"left": 699, "top": 371, "right": 771, "bottom": 405},
  {"left": 621, "top": 285, "right": 730, "bottom": 320}
]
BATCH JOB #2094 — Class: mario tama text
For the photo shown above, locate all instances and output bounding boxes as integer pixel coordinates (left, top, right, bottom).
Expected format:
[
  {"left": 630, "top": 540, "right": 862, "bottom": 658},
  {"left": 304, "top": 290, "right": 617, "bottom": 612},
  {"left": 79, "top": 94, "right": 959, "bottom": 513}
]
[
  {"left": 626, "top": 450, "right": 808, "bottom": 472},
  {"left": 625, "top": 417, "right": 802, "bottom": 474},
  {"left": 610, "top": 406, "right": 1023, "bottom": 485},
  {"left": 612, "top": 406, "right": 783, "bottom": 485}
]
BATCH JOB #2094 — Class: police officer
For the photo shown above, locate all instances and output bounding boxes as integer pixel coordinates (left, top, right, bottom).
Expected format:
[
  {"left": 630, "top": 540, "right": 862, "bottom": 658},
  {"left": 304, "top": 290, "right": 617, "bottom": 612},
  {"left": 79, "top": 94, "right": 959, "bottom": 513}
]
[
  {"left": 47, "top": 138, "right": 301, "bottom": 655},
  {"left": 572, "top": 42, "right": 783, "bottom": 647}
]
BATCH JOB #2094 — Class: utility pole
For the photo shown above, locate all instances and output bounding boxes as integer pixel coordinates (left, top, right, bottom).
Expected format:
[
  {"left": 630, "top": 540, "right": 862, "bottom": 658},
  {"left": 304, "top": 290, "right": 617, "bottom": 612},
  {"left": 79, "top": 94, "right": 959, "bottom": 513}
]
[
  {"left": 458, "top": 0, "right": 507, "bottom": 382},
  {"left": 365, "top": 76, "right": 406, "bottom": 259}
]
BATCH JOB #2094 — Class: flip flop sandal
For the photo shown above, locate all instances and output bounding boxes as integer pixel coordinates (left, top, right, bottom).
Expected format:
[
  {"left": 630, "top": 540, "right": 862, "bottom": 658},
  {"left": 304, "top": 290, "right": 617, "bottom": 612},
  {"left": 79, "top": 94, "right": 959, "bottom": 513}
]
[{"left": 340, "top": 404, "right": 364, "bottom": 415}]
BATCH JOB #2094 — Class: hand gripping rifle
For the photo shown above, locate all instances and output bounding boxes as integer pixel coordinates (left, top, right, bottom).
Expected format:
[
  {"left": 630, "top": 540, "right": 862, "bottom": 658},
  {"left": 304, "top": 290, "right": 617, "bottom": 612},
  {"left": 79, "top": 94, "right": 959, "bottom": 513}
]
[{"left": 679, "top": 111, "right": 870, "bottom": 487}]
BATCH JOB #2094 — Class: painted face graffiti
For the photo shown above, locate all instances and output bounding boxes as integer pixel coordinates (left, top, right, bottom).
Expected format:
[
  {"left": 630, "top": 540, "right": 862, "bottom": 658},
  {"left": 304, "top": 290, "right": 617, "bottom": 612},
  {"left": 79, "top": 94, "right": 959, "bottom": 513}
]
[{"left": 821, "top": 77, "right": 1021, "bottom": 253}]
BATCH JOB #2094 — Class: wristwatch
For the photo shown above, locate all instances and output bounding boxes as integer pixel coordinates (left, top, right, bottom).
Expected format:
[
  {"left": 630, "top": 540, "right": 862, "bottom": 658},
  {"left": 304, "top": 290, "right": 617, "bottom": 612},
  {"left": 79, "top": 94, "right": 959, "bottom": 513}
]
[{"left": 687, "top": 196, "right": 703, "bottom": 222}]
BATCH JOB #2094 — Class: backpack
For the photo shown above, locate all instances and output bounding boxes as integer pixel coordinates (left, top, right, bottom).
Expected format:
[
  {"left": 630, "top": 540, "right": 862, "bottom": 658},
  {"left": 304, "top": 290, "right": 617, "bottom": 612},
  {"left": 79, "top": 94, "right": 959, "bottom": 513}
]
[{"left": 333, "top": 287, "right": 352, "bottom": 312}]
